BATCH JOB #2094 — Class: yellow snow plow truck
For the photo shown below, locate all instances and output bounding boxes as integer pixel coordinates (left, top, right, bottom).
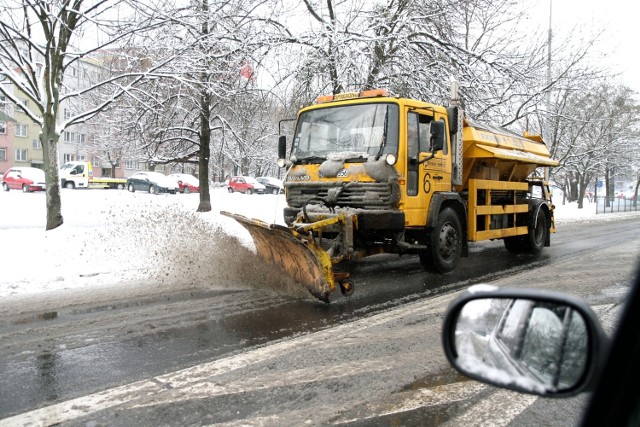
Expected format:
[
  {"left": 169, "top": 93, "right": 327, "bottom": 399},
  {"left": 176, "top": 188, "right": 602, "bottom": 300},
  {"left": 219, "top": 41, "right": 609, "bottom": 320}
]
[{"left": 222, "top": 84, "right": 559, "bottom": 302}]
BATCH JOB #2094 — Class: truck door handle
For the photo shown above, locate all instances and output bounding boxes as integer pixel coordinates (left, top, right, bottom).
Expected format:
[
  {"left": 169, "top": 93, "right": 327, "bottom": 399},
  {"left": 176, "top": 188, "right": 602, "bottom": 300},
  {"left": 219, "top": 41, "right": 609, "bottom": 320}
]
[{"left": 433, "top": 175, "right": 443, "bottom": 180}]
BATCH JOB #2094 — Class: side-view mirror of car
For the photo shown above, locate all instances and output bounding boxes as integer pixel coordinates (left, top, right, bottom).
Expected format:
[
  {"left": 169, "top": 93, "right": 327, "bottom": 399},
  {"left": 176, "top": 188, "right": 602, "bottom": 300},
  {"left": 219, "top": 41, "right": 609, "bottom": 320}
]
[{"left": 442, "top": 286, "right": 609, "bottom": 397}]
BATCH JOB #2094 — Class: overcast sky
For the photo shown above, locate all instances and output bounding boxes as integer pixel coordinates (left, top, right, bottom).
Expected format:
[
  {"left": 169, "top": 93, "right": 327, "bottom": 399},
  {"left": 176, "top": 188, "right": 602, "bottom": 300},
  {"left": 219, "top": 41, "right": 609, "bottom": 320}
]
[{"left": 529, "top": 0, "right": 638, "bottom": 92}]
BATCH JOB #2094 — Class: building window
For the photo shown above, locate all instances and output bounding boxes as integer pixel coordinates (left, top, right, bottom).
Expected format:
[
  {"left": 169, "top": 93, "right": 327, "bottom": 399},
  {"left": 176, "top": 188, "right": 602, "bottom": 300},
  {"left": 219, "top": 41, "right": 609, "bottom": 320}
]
[
  {"left": 125, "top": 160, "right": 137, "bottom": 170},
  {"left": 0, "top": 95, "right": 6, "bottom": 111},
  {"left": 64, "top": 109, "right": 72, "bottom": 120},
  {"left": 63, "top": 153, "right": 75, "bottom": 162},
  {"left": 15, "top": 149, "right": 28, "bottom": 161},
  {"left": 77, "top": 133, "right": 86, "bottom": 144},
  {"left": 0, "top": 147, "right": 6, "bottom": 161},
  {"left": 64, "top": 131, "right": 76, "bottom": 142},
  {"left": 15, "top": 124, "right": 28, "bottom": 137},
  {"left": 0, "top": 121, "right": 6, "bottom": 134},
  {"left": 32, "top": 139, "right": 42, "bottom": 149}
]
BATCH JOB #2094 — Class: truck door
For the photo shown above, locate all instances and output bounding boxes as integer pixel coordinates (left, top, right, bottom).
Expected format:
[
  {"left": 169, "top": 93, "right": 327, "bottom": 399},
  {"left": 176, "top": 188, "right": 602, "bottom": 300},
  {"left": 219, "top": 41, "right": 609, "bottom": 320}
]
[
  {"left": 422, "top": 114, "right": 451, "bottom": 194},
  {"left": 404, "top": 110, "right": 451, "bottom": 227}
]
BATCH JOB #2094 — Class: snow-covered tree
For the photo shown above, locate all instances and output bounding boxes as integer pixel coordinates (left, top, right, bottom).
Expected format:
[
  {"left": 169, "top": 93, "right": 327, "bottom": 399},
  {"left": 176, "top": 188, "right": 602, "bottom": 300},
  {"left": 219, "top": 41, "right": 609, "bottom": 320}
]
[
  {"left": 101, "top": 0, "right": 281, "bottom": 211},
  {"left": 550, "top": 84, "right": 638, "bottom": 208},
  {"left": 0, "top": 0, "right": 176, "bottom": 229}
]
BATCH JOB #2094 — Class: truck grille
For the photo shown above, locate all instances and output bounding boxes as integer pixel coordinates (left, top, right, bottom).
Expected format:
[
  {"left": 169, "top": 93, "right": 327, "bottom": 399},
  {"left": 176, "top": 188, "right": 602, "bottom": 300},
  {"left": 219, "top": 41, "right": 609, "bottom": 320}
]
[{"left": 285, "top": 182, "right": 400, "bottom": 209}]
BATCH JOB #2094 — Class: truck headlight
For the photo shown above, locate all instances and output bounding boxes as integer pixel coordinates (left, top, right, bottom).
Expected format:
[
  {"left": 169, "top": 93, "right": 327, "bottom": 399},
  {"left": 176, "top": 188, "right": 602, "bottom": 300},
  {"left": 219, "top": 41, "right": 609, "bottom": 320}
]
[{"left": 385, "top": 153, "right": 397, "bottom": 165}]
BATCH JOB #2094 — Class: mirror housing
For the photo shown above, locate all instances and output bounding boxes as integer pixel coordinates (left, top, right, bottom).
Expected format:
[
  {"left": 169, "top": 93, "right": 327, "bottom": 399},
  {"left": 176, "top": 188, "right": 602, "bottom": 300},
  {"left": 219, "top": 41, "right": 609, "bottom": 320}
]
[
  {"left": 278, "top": 135, "right": 287, "bottom": 167},
  {"left": 431, "top": 120, "right": 445, "bottom": 152},
  {"left": 442, "top": 286, "right": 608, "bottom": 397}
]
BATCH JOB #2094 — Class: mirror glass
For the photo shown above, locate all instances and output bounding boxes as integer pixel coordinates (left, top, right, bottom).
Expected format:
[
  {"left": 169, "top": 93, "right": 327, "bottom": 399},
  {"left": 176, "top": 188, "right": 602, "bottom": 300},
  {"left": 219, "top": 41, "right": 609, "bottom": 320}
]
[{"left": 454, "top": 298, "right": 589, "bottom": 394}]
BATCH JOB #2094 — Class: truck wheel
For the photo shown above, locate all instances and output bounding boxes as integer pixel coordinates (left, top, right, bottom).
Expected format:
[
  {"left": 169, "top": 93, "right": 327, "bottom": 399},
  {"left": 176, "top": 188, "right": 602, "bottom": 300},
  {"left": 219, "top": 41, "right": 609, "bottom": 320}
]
[
  {"left": 22, "top": 184, "right": 30, "bottom": 193},
  {"left": 228, "top": 187, "right": 233, "bottom": 193},
  {"left": 503, "top": 236, "right": 526, "bottom": 253},
  {"left": 128, "top": 183, "right": 135, "bottom": 192},
  {"left": 117, "top": 183, "right": 124, "bottom": 190},
  {"left": 184, "top": 187, "right": 191, "bottom": 194},
  {"left": 246, "top": 189, "right": 253, "bottom": 195},
  {"left": 526, "top": 209, "right": 547, "bottom": 254},
  {"left": 2, "top": 183, "right": 9, "bottom": 191},
  {"left": 504, "top": 209, "right": 547, "bottom": 254},
  {"left": 420, "top": 207, "right": 462, "bottom": 273},
  {"left": 65, "top": 181, "right": 75, "bottom": 190}
]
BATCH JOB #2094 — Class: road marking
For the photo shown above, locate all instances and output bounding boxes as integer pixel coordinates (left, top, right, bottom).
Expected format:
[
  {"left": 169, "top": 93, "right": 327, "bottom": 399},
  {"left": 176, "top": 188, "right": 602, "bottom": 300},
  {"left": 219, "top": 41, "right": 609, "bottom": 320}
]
[
  {"left": 441, "top": 389, "right": 538, "bottom": 427},
  {"left": 332, "top": 381, "right": 488, "bottom": 424}
]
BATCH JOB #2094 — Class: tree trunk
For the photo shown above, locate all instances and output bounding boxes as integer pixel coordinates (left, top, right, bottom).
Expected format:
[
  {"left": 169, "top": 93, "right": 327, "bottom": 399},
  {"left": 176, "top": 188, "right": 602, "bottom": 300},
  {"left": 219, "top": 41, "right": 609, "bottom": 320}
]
[
  {"left": 634, "top": 174, "right": 640, "bottom": 209},
  {"left": 196, "top": 0, "right": 212, "bottom": 212},
  {"left": 604, "top": 165, "right": 611, "bottom": 208},
  {"left": 577, "top": 173, "right": 587, "bottom": 209},
  {"left": 197, "top": 93, "right": 212, "bottom": 212},
  {"left": 42, "top": 131, "right": 63, "bottom": 230}
]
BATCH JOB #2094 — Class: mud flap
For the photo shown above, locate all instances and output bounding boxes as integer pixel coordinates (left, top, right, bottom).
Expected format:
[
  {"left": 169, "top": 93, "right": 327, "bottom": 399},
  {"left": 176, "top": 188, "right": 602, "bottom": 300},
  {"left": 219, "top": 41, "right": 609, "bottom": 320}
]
[{"left": 220, "top": 211, "right": 335, "bottom": 302}]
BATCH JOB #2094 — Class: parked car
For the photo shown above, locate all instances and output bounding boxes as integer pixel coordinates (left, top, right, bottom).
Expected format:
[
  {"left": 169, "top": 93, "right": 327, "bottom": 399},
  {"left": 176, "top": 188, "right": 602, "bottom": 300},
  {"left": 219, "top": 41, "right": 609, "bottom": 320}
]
[
  {"left": 256, "top": 176, "right": 284, "bottom": 194},
  {"left": 616, "top": 190, "right": 637, "bottom": 201},
  {"left": 168, "top": 173, "right": 200, "bottom": 194},
  {"left": 126, "top": 171, "right": 178, "bottom": 194},
  {"left": 1, "top": 167, "right": 46, "bottom": 192},
  {"left": 227, "top": 176, "right": 266, "bottom": 194},
  {"left": 442, "top": 260, "right": 640, "bottom": 425}
]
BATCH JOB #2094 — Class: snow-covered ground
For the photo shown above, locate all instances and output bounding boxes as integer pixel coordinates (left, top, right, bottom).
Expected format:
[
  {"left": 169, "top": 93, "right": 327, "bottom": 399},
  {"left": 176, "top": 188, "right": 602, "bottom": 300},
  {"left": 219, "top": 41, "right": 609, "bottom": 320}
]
[{"left": 1, "top": 187, "right": 638, "bottom": 300}]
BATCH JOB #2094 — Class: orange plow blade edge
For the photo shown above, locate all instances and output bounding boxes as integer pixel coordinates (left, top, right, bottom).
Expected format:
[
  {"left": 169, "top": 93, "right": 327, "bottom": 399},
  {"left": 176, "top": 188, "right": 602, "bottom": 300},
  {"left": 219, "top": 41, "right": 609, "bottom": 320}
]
[{"left": 220, "top": 211, "right": 335, "bottom": 302}]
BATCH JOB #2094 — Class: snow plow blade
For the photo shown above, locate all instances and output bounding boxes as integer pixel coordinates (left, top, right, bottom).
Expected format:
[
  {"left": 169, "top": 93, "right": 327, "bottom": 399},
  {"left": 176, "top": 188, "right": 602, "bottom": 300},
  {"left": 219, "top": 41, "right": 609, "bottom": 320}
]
[{"left": 220, "top": 211, "right": 335, "bottom": 302}]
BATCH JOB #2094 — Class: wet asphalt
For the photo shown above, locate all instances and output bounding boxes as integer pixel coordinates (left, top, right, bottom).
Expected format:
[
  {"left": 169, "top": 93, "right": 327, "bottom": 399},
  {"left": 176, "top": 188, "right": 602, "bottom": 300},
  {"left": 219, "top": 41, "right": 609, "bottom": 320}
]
[{"left": 0, "top": 218, "right": 638, "bottom": 423}]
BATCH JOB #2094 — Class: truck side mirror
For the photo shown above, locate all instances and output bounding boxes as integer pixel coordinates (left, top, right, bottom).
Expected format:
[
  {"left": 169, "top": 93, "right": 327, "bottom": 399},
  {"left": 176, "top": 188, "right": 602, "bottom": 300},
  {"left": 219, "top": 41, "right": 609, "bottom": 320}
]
[
  {"left": 277, "top": 135, "right": 287, "bottom": 168},
  {"left": 431, "top": 120, "right": 445, "bottom": 152},
  {"left": 442, "top": 286, "right": 608, "bottom": 398}
]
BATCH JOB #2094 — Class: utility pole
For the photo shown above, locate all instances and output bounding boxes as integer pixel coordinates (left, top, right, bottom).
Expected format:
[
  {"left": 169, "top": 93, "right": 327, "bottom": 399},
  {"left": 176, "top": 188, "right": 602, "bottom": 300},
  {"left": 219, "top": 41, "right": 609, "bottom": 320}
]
[{"left": 545, "top": 0, "right": 553, "bottom": 181}]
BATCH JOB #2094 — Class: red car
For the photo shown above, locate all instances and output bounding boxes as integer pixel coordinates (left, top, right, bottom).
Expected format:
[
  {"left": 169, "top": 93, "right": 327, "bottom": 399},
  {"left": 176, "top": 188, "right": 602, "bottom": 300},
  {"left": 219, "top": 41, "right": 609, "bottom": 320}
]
[
  {"left": 227, "top": 176, "right": 266, "bottom": 194},
  {"left": 168, "top": 173, "right": 200, "bottom": 194},
  {"left": 2, "top": 167, "right": 47, "bottom": 192}
]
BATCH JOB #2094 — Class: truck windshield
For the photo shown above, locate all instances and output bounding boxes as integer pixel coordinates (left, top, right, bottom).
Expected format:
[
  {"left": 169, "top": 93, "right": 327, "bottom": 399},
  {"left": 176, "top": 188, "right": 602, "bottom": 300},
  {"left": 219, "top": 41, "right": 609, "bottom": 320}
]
[{"left": 292, "top": 103, "right": 399, "bottom": 163}]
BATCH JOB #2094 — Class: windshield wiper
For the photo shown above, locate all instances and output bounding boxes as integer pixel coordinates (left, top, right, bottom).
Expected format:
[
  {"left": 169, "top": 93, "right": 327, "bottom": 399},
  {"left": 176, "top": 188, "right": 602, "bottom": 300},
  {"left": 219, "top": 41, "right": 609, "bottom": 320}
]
[
  {"left": 344, "top": 155, "right": 367, "bottom": 163},
  {"left": 375, "top": 108, "right": 389, "bottom": 160},
  {"left": 296, "top": 155, "right": 326, "bottom": 164}
]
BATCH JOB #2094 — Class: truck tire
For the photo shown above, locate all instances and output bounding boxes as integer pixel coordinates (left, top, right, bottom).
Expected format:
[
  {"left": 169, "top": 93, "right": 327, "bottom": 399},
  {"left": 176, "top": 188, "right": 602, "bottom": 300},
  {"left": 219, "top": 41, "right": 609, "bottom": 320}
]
[
  {"left": 2, "top": 182, "right": 9, "bottom": 191},
  {"left": 504, "top": 209, "right": 547, "bottom": 254},
  {"left": 65, "top": 181, "right": 75, "bottom": 189},
  {"left": 117, "top": 183, "right": 125, "bottom": 190},
  {"left": 22, "top": 184, "right": 30, "bottom": 193},
  {"left": 420, "top": 207, "right": 462, "bottom": 273}
]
